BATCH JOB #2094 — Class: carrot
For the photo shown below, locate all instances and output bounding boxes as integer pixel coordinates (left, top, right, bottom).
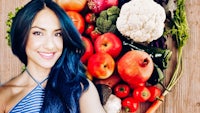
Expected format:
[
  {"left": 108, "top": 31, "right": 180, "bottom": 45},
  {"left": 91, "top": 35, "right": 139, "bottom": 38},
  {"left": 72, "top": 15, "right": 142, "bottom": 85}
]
[{"left": 145, "top": 95, "right": 165, "bottom": 113}]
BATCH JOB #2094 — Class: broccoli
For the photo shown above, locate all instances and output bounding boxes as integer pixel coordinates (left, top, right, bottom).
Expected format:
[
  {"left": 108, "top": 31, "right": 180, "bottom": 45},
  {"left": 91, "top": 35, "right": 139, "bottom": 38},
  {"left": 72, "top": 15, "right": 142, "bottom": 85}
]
[
  {"left": 106, "top": 6, "right": 120, "bottom": 16},
  {"left": 96, "top": 6, "right": 120, "bottom": 33},
  {"left": 99, "top": 10, "right": 107, "bottom": 19}
]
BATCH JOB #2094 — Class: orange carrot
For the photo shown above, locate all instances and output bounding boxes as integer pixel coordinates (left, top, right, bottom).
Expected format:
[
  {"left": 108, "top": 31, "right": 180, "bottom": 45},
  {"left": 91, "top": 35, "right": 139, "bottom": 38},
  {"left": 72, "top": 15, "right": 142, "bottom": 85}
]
[{"left": 145, "top": 95, "right": 165, "bottom": 113}]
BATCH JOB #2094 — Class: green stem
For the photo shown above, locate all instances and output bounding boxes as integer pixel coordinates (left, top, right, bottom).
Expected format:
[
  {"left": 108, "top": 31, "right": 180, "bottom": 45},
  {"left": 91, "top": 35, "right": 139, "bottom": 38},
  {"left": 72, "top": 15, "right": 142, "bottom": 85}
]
[{"left": 166, "top": 47, "right": 183, "bottom": 91}]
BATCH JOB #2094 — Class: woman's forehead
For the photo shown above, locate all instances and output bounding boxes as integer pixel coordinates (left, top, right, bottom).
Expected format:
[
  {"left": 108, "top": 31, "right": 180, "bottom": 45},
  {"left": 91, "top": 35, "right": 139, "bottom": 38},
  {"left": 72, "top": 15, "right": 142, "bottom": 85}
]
[{"left": 31, "top": 7, "right": 61, "bottom": 29}]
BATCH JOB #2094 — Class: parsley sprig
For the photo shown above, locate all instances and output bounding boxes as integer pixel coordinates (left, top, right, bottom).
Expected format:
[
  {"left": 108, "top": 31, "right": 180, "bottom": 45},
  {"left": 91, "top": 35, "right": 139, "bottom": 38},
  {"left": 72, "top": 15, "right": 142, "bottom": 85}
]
[{"left": 5, "top": 7, "right": 21, "bottom": 46}]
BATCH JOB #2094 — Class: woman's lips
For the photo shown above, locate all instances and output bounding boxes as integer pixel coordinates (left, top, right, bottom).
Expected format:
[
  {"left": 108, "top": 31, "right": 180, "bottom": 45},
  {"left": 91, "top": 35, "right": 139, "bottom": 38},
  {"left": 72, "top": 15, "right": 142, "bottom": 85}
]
[{"left": 39, "top": 52, "right": 55, "bottom": 59}]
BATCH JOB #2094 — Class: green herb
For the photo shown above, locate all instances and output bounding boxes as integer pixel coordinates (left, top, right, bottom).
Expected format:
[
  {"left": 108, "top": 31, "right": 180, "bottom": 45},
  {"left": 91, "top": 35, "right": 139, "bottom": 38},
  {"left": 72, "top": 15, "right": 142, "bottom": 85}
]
[
  {"left": 5, "top": 7, "right": 22, "bottom": 46},
  {"left": 164, "top": 0, "right": 189, "bottom": 95}
]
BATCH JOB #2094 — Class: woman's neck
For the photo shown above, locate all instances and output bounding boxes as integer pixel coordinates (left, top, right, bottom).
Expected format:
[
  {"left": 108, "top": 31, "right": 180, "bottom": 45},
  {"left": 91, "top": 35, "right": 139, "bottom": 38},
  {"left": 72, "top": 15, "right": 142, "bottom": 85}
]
[{"left": 25, "top": 65, "right": 50, "bottom": 82}]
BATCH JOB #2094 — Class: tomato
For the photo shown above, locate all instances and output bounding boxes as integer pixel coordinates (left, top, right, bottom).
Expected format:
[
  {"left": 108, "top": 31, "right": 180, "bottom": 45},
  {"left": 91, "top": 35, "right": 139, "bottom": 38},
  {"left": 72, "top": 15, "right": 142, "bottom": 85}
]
[
  {"left": 133, "top": 86, "right": 151, "bottom": 102},
  {"left": 85, "top": 13, "right": 96, "bottom": 24},
  {"left": 130, "top": 82, "right": 146, "bottom": 89},
  {"left": 66, "top": 11, "right": 85, "bottom": 34},
  {"left": 147, "top": 86, "right": 162, "bottom": 102},
  {"left": 90, "top": 30, "right": 101, "bottom": 42},
  {"left": 114, "top": 84, "right": 130, "bottom": 98},
  {"left": 85, "top": 24, "right": 95, "bottom": 35},
  {"left": 122, "top": 97, "right": 139, "bottom": 112},
  {"left": 56, "top": 0, "right": 87, "bottom": 12}
]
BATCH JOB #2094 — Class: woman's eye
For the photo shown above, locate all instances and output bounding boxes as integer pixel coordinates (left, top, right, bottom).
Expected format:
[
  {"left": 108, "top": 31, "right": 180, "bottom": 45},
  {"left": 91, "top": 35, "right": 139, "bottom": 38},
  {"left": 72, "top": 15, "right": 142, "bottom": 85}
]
[
  {"left": 55, "top": 32, "right": 62, "bottom": 37},
  {"left": 33, "top": 31, "right": 42, "bottom": 36}
]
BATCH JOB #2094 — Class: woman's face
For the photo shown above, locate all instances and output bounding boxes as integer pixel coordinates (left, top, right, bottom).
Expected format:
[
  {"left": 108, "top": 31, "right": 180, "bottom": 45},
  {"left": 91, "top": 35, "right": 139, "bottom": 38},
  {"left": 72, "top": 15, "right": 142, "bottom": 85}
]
[{"left": 26, "top": 8, "right": 63, "bottom": 70}]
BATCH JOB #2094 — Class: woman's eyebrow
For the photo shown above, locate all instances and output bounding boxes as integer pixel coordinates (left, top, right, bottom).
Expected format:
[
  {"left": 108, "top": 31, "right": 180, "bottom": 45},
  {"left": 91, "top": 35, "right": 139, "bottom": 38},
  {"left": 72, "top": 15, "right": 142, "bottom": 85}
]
[
  {"left": 31, "top": 26, "right": 62, "bottom": 31},
  {"left": 31, "top": 26, "right": 45, "bottom": 30},
  {"left": 54, "top": 28, "right": 62, "bottom": 32}
]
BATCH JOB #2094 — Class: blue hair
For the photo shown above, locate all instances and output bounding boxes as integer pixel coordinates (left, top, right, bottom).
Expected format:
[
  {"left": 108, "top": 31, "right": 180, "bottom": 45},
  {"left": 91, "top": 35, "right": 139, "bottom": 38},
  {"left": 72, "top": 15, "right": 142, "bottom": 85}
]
[{"left": 10, "top": 0, "right": 89, "bottom": 113}]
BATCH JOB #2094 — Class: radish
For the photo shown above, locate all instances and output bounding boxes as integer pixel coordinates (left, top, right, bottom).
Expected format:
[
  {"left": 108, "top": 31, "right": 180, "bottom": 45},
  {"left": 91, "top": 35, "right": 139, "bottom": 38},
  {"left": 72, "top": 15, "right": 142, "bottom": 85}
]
[{"left": 87, "top": 0, "right": 118, "bottom": 14}]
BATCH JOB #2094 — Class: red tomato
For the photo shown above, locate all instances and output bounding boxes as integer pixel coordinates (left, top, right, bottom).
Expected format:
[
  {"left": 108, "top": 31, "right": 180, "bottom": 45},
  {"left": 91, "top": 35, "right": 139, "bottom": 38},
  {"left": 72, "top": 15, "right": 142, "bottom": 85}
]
[
  {"left": 133, "top": 86, "right": 151, "bottom": 102},
  {"left": 90, "top": 30, "right": 101, "bottom": 42},
  {"left": 85, "top": 13, "right": 96, "bottom": 24},
  {"left": 85, "top": 24, "right": 95, "bottom": 35},
  {"left": 66, "top": 11, "right": 85, "bottom": 34},
  {"left": 130, "top": 82, "right": 146, "bottom": 89},
  {"left": 122, "top": 97, "right": 139, "bottom": 112},
  {"left": 114, "top": 84, "right": 130, "bottom": 98},
  {"left": 56, "top": 0, "right": 87, "bottom": 12},
  {"left": 147, "top": 86, "right": 162, "bottom": 102}
]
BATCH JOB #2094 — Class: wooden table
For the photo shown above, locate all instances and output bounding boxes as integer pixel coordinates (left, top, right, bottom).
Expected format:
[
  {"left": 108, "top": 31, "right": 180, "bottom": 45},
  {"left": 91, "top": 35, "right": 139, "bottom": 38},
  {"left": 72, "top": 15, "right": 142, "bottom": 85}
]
[{"left": 0, "top": 0, "right": 199, "bottom": 113}]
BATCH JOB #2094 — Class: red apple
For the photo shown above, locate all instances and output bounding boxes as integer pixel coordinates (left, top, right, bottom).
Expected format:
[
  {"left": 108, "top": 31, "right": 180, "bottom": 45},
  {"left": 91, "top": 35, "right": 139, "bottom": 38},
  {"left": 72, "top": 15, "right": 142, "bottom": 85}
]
[
  {"left": 117, "top": 50, "right": 154, "bottom": 86},
  {"left": 87, "top": 52, "right": 115, "bottom": 79},
  {"left": 81, "top": 36, "right": 94, "bottom": 64},
  {"left": 94, "top": 32, "right": 122, "bottom": 58}
]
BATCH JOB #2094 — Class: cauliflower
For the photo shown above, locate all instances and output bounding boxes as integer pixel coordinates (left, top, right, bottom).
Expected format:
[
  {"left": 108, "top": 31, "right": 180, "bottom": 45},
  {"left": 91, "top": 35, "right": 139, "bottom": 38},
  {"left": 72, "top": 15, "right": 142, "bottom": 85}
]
[{"left": 116, "top": 0, "right": 166, "bottom": 43}]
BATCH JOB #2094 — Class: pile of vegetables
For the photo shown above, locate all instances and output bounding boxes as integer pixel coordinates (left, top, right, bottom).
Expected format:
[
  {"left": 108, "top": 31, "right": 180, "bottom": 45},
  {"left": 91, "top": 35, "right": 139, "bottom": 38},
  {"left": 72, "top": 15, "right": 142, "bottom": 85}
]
[{"left": 5, "top": 0, "right": 189, "bottom": 113}]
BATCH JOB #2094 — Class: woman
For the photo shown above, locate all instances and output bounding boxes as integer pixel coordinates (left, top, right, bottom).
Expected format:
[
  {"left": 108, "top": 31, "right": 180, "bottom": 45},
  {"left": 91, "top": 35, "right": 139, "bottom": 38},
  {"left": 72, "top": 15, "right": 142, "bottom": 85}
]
[{"left": 0, "top": 0, "right": 106, "bottom": 113}]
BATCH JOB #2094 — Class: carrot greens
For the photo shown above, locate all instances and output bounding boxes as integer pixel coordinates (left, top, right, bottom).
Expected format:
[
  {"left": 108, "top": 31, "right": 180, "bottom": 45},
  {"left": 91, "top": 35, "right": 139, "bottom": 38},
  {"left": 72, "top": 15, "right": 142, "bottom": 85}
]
[{"left": 165, "top": 0, "right": 189, "bottom": 95}]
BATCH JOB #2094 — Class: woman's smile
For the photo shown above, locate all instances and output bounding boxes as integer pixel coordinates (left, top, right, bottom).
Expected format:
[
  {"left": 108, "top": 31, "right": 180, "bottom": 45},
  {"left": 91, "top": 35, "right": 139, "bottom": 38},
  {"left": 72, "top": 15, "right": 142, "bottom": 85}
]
[{"left": 38, "top": 51, "right": 56, "bottom": 59}]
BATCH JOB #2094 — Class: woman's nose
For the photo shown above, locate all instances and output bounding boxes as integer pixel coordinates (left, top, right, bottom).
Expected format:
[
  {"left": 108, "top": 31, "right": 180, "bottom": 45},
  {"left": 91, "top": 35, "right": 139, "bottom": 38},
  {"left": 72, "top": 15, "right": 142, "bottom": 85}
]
[{"left": 43, "top": 36, "right": 55, "bottom": 50}]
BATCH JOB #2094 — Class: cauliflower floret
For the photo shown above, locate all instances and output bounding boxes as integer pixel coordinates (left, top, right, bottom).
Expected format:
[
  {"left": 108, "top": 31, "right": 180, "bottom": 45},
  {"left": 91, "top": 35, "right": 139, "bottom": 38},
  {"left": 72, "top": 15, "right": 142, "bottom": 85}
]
[{"left": 116, "top": 0, "right": 166, "bottom": 43}]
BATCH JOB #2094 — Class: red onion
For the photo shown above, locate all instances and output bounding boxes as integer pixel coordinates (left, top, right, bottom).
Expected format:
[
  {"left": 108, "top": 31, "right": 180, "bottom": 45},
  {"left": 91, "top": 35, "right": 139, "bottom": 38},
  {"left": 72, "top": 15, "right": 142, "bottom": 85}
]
[
  {"left": 107, "top": 0, "right": 118, "bottom": 7},
  {"left": 87, "top": 0, "right": 118, "bottom": 14}
]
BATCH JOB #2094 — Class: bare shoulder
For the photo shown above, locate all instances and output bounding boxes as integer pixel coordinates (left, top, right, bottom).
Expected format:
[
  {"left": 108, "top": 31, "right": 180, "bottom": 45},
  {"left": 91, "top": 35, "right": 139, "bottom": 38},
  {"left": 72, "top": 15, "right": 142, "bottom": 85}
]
[
  {"left": 0, "top": 81, "right": 14, "bottom": 99},
  {"left": 0, "top": 80, "right": 15, "bottom": 112},
  {"left": 0, "top": 75, "right": 24, "bottom": 112},
  {"left": 82, "top": 79, "right": 99, "bottom": 96},
  {"left": 0, "top": 77, "right": 20, "bottom": 100},
  {"left": 79, "top": 79, "right": 106, "bottom": 113}
]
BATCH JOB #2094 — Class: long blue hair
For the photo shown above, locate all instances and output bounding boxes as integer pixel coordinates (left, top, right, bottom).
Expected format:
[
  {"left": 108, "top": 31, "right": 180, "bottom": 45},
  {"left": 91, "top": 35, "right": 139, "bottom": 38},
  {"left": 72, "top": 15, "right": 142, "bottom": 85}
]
[{"left": 10, "top": 0, "right": 89, "bottom": 113}]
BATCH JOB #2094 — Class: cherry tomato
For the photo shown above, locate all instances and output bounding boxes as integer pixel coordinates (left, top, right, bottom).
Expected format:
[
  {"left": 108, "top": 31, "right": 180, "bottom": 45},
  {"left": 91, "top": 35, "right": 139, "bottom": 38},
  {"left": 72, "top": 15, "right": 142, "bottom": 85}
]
[
  {"left": 85, "top": 24, "right": 95, "bottom": 35},
  {"left": 122, "top": 97, "right": 139, "bottom": 112},
  {"left": 133, "top": 86, "right": 151, "bottom": 102},
  {"left": 56, "top": 0, "right": 87, "bottom": 12},
  {"left": 147, "top": 86, "right": 162, "bottom": 102},
  {"left": 90, "top": 30, "right": 101, "bottom": 42},
  {"left": 114, "top": 84, "right": 130, "bottom": 98},
  {"left": 85, "top": 13, "right": 96, "bottom": 24},
  {"left": 66, "top": 11, "right": 85, "bottom": 34}
]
